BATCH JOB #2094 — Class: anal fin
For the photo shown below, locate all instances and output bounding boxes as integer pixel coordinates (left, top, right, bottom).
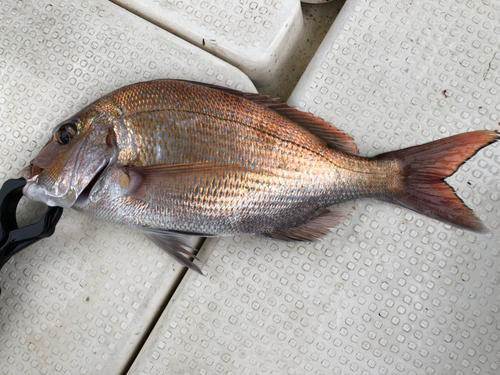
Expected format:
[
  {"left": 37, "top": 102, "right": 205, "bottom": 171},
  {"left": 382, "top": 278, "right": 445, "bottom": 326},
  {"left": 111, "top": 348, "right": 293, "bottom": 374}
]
[{"left": 262, "top": 208, "right": 347, "bottom": 242}]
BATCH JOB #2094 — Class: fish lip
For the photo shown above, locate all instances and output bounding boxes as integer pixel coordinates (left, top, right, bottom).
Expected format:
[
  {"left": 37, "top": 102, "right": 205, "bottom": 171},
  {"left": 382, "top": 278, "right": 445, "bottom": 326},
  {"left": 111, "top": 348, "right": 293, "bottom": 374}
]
[
  {"left": 21, "top": 163, "right": 43, "bottom": 180},
  {"left": 22, "top": 178, "right": 73, "bottom": 207},
  {"left": 22, "top": 180, "right": 34, "bottom": 200},
  {"left": 21, "top": 165, "right": 42, "bottom": 202}
]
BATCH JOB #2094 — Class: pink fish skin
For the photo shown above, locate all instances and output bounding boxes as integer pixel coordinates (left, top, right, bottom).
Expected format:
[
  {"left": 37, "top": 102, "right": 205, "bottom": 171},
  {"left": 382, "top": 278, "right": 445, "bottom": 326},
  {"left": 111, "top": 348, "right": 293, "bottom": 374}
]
[{"left": 21, "top": 80, "right": 499, "bottom": 272}]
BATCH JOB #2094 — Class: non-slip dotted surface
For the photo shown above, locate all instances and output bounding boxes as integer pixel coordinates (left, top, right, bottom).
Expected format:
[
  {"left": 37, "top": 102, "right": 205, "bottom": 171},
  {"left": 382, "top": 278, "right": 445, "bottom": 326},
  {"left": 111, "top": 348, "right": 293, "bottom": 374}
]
[
  {"left": 130, "top": 1, "right": 500, "bottom": 374},
  {"left": 0, "top": 1, "right": 254, "bottom": 374},
  {"left": 113, "top": 0, "right": 304, "bottom": 90}
]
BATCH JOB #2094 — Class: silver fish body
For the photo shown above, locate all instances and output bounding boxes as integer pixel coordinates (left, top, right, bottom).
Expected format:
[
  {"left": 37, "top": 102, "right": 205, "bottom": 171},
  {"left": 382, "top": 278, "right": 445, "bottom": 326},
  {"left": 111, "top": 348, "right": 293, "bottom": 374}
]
[{"left": 22, "top": 80, "right": 499, "bottom": 272}]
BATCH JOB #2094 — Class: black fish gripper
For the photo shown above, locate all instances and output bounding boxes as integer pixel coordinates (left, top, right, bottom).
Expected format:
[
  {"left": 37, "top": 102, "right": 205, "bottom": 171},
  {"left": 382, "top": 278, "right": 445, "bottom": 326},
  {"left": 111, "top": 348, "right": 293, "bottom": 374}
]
[{"left": 0, "top": 178, "right": 63, "bottom": 291}]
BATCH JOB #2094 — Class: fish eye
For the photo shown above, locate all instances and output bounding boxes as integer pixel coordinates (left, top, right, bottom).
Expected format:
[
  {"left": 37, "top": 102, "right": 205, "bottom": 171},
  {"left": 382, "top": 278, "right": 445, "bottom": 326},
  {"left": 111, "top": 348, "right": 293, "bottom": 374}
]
[{"left": 55, "top": 122, "right": 77, "bottom": 145}]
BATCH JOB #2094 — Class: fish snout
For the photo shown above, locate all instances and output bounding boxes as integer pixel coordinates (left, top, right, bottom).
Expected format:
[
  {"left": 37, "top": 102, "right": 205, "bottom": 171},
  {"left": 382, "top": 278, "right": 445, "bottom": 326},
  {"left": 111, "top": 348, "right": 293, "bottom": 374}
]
[{"left": 20, "top": 163, "right": 64, "bottom": 207}]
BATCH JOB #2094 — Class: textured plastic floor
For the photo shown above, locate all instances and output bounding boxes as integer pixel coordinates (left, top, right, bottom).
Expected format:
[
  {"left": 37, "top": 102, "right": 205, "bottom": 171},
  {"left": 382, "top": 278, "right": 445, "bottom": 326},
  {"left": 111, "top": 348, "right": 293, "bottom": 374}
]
[
  {"left": 130, "top": 1, "right": 500, "bottom": 375},
  {"left": 111, "top": 0, "right": 304, "bottom": 91},
  {"left": 1, "top": 1, "right": 500, "bottom": 375},
  {"left": 0, "top": 1, "right": 254, "bottom": 374}
]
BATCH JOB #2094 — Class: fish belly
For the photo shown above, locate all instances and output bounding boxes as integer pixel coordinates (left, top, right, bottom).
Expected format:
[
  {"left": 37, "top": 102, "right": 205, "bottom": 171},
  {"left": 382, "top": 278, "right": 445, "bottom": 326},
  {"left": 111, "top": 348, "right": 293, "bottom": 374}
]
[{"left": 75, "top": 148, "right": 389, "bottom": 236}]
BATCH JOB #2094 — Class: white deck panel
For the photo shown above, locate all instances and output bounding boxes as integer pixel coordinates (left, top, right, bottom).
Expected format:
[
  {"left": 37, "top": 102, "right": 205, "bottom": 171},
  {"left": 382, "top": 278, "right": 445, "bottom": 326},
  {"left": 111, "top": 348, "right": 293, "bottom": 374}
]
[
  {"left": 0, "top": 1, "right": 254, "bottom": 374},
  {"left": 111, "top": 0, "right": 304, "bottom": 92},
  {"left": 129, "top": 1, "right": 500, "bottom": 375}
]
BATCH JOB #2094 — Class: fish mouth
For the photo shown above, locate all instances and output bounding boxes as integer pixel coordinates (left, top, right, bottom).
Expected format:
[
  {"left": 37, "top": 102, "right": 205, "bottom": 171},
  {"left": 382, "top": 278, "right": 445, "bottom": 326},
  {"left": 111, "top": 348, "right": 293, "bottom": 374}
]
[{"left": 75, "top": 161, "right": 109, "bottom": 205}]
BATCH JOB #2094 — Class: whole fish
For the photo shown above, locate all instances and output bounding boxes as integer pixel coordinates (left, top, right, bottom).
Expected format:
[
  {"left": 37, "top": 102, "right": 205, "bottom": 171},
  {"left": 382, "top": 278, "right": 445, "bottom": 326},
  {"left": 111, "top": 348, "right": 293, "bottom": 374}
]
[{"left": 21, "top": 80, "right": 498, "bottom": 273}]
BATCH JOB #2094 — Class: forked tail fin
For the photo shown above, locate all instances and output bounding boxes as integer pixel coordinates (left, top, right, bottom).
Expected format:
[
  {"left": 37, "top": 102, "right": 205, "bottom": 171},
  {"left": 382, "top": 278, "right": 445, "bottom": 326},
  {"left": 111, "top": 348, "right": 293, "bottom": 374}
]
[{"left": 376, "top": 130, "right": 498, "bottom": 232}]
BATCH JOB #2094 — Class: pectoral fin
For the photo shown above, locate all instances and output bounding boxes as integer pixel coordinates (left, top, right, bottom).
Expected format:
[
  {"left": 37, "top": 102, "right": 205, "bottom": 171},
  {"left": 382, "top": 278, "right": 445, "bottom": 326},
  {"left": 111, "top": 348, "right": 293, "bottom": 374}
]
[
  {"left": 140, "top": 227, "right": 203, "bottom": 274},
  {"left": 122, "top": 162, "right": 235, "bottom": 201}
]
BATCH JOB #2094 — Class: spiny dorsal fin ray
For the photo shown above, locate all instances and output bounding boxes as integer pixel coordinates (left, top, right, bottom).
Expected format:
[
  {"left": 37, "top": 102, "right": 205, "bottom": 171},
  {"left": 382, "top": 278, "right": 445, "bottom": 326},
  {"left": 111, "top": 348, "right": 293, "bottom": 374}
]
[{"left": 177, "top": 80, "right": 359, "bottom": 155}]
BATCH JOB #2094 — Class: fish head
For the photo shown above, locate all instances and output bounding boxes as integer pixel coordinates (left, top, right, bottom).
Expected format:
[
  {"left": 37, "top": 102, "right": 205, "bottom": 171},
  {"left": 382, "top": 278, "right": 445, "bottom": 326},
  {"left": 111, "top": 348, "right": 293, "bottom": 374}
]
[{"left": 21, "top": 105, "right": 120, "bottom": 208}]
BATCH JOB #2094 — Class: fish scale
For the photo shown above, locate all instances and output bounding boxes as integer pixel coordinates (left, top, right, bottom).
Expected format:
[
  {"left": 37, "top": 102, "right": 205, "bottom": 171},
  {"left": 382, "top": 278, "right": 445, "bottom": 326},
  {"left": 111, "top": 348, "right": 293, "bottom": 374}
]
[
  {"left": 113, "top": 81, "right": 345, "bottom": 164},
  {"left": 21, "top": 79, "right": 497, "bottom": 271},
  {"left": 80, "top": 82, "right": 390, "bottom": 231}
]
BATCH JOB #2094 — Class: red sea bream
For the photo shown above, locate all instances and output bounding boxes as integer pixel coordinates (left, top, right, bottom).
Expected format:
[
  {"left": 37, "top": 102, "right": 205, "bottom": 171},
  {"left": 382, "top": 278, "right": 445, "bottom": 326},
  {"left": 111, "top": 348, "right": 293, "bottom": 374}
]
[{"left": 21, "top": 80, "right": 499, "bottom": 272}]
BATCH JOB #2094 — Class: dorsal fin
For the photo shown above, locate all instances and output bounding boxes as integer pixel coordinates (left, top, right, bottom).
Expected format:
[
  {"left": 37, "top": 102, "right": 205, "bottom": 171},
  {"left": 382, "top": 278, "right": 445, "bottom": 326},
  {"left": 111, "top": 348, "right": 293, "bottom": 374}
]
[{"left": 176, "top": 80, "right": 359, "bottom": 155}]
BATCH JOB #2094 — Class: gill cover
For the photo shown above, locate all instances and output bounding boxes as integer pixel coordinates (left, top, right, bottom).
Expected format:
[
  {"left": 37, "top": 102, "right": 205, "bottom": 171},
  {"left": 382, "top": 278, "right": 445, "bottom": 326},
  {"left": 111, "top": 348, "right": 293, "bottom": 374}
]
[{"left": 22, "top": 115, "right": 118, "bottom": 208}]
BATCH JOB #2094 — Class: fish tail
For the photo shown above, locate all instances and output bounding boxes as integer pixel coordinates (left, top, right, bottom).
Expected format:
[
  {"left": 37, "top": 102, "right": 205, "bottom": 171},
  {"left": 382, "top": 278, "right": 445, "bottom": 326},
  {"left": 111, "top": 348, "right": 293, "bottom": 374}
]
[{"left": 376, "top": 130, "right": 498, "bottom": 232}]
